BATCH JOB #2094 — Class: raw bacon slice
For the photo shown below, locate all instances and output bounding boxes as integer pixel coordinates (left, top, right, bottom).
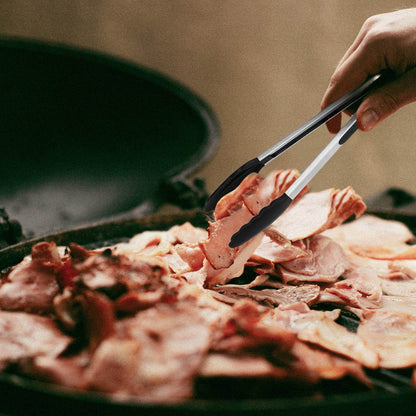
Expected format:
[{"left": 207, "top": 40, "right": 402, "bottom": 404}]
[
  {"left": 335, "top": 253, "right": 416, "bottom": 283},
  {"left": 213, "top": 173, "right": 263, "bottom": 220},
  {"left": 357, "top": 310, "right": 416, "bottom": 368},
  {"left": 213, "top": 284, "right": 321, "bottom": 307},
  {"left": 201, "top": 203, "right": 265, "bottom": 287},
  {"left": 0, "top": 311, "right": 71, "bottom": 370},
  {"left": 202, "top": 204, "right": 258, "bottom": 270},
  {"left": 323, "top": 214, "right": 416, "bottom": 260},
  {"left": 201, "top": 342, "right": 370, "bottom": 387},
  {"left": 198, "top": 353, "right": 288, "bottom": 378},
  {"left": 243, "top": 169, "right": 303, "bottom": 215},
  {"left": 290, "top": 341, "right": 371, "bottom": 386},
  {"left": 268, "top": 186, "right": 366, "bottom": 241},
  {"left": 377, "top": 295, "right": 416, "bottom": 315},
  {"left": 319, "top": 254, "right": 384, "bottom": 310},
  {"left": 388, "top": 260, "right": 416, "bottom": 279},
  {"left": 201, "top": 170, "right": 302, "bottom": 287},
  {"left": 380, "top": 279, "right": 416, "bottom": 297},
  {"left": 173, "top": 244, "right": 206, "bottom": 272},
  {"left": 249, "top": 232, "right": 308, "bottom": 267},
  {"left": 22, "top": 353, "right": 89, "bottom": 390},
  {"left": 265, "top": 305, "right": 379, "bottom": 368},
  {"left": 168, "top": 222, "right": 209, "bottom": 244},
  {"left": 114, "top": 223, "right": 208, "bottom": 258},
  {"left": 276, "top": 235, "right": 349, "bottom": 283},
  {"left": 0, "top": 242, "right": 61, "bottom": 314},
  {"left": 115, "top": 230, "right": 175, "bottom": 257},
  {"left": 113, "top": 222, "right": 208, "bottom": 283},
  {"left": 83, "top": 300, "right": 214, "bottom": 402},
  {"left": 211, "top": 299, "right": 298, "bottom": 362},
  {"left": 324, "top": 278, "right": 383, "bottom": 310},
  {"left": 72, "top": 246, "right": 171, "bottom": 294}
]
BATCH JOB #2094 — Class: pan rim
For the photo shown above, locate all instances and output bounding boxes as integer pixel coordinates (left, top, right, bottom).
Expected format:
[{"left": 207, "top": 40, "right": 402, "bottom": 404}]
[{"left": 0, "top": 36, "right": 221, "bottom": 236}]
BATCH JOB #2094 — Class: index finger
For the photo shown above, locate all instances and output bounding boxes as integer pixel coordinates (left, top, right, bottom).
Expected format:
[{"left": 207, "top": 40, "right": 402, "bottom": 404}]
[{"left": 321, "top": 43, "right": 387, "bottom": 132}]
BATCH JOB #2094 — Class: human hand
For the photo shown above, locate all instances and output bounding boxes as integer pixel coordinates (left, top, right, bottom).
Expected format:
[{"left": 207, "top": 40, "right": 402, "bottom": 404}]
[{"left": 321, "top": 8, "right": 416, "bottom": 133}]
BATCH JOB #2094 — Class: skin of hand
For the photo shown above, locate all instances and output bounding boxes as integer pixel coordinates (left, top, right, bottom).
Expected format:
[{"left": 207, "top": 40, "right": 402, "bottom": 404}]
[{"left": 321, "top": 8, "right": 416, "bottom": 133}]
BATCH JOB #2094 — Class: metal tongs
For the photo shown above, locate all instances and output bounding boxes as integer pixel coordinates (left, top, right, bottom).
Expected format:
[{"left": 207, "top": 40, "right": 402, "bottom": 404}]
[{"left": 204, "top": 72, "right": 392, "bottom": 248}]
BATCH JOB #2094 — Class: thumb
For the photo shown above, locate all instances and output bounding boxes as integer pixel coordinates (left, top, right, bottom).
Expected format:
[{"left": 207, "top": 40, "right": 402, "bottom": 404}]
[{"left": 357, "top": 68, "right": 416, "bottom": 131}]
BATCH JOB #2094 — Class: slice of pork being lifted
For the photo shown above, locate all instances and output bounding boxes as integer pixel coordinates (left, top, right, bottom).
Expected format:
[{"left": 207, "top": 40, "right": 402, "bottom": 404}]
[
  {"left": 201, "top": 170, "right": 301, "bottom": 287},
  {"left": 201, "top": 169, "right": 366, "bottom": 287}
]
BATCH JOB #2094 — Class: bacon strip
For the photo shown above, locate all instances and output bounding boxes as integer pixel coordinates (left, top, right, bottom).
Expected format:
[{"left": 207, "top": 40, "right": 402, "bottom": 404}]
[
  {"left": 213, "top": 284, "right": 321, "bottom": 307},
  {"left": 0, "top": 242, "right": 61, "bottom": 314},
  {"left": 276, "top": 235, "right": 350, "bottom": 283},
  {"left": 265, "top": 305, "right": 379, "bottom": 368},
  {"left": 0, "top": 311, "right": 71, "bottom": 370},
  {"left": 323, "top": 214, "right": 416, "bottom": 260},
  {"left": 201, "top": 170, "right": 302, "bottom": 287},
  {"left": 357, "top": 310, "right": 416, "bottom": 368},
  {"left": 83, "top": 300, "right": 215, "bottom": 402},
  {"left": 268, "top": 186, "right": 366, "bottom": 241}
]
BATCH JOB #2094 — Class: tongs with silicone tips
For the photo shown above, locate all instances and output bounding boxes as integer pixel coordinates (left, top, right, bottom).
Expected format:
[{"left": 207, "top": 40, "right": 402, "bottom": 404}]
[{"left": 203, "top": 72, "right": 392, "bottom": 247}]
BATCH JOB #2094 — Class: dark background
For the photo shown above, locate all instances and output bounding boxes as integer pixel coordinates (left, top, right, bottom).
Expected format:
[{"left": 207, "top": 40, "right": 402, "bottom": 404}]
[{"left": 1, "top": 0, "right": 415, "bottom": 200}]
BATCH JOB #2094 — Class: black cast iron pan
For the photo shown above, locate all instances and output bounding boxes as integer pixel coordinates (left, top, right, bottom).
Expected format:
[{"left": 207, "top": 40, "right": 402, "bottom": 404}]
[
  {"left": 0, "top": 38, "right": 219, "bottom": 240},
  {"left": 1, "top": 200, "right": 416, "bottom": 416}
]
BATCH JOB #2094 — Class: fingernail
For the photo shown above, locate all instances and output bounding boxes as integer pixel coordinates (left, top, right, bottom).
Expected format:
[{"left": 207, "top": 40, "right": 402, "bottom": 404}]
[{"left": 361, "top": 109, "right": 379, "bottom": 131}]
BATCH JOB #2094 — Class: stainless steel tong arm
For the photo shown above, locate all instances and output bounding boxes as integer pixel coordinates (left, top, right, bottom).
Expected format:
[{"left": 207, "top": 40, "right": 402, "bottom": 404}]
[{"left": 257, "top": 73, "right": 383, "bottom": 165}]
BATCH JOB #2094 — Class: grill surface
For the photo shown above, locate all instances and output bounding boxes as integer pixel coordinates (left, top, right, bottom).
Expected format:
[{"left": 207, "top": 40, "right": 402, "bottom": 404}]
[{"left": 0, "top": 207, "right": 415, "bottom": 414}]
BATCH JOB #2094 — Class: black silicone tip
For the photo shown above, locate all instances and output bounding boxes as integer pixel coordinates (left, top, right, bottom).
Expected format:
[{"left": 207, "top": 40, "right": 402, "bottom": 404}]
[
  {"left": 229, "top": 193, "right": 292, "bottom": 248},
  {"left": 204, "top": 158, "right": 264, "bottom": 212}
]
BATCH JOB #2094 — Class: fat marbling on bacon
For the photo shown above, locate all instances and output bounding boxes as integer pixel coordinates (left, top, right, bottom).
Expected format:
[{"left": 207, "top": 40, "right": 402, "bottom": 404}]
[{"left": 2, "top": 169, "right": 416, "bottom": 403}]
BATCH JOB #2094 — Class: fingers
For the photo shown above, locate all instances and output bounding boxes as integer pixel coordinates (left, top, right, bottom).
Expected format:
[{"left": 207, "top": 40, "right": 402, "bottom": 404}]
[
  {"left": 324, "top": 114, "right": 342, "bottom": 135},
  {"left": 321, "top": 45, "right": 386, "bottom": 133},
  {"left": 321, "top": 9, "right": 416, "bottom": 134},
  {"left": 321, "top": 26, "right": 392, "bottom": 133},
  {"left": 356, "top": 67, "right": 416, "bottom": 131}
]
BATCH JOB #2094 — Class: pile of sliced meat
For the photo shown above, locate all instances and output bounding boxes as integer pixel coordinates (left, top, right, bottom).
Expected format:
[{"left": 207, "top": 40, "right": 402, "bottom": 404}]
[{"left": 2, "top": 169, "right": 416, "bottom": 403}]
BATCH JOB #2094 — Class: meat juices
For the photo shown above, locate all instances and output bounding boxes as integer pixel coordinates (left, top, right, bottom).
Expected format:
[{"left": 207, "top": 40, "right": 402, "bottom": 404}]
[{"left": 2, "top": 169, "right": 416, "bottom": 402}]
